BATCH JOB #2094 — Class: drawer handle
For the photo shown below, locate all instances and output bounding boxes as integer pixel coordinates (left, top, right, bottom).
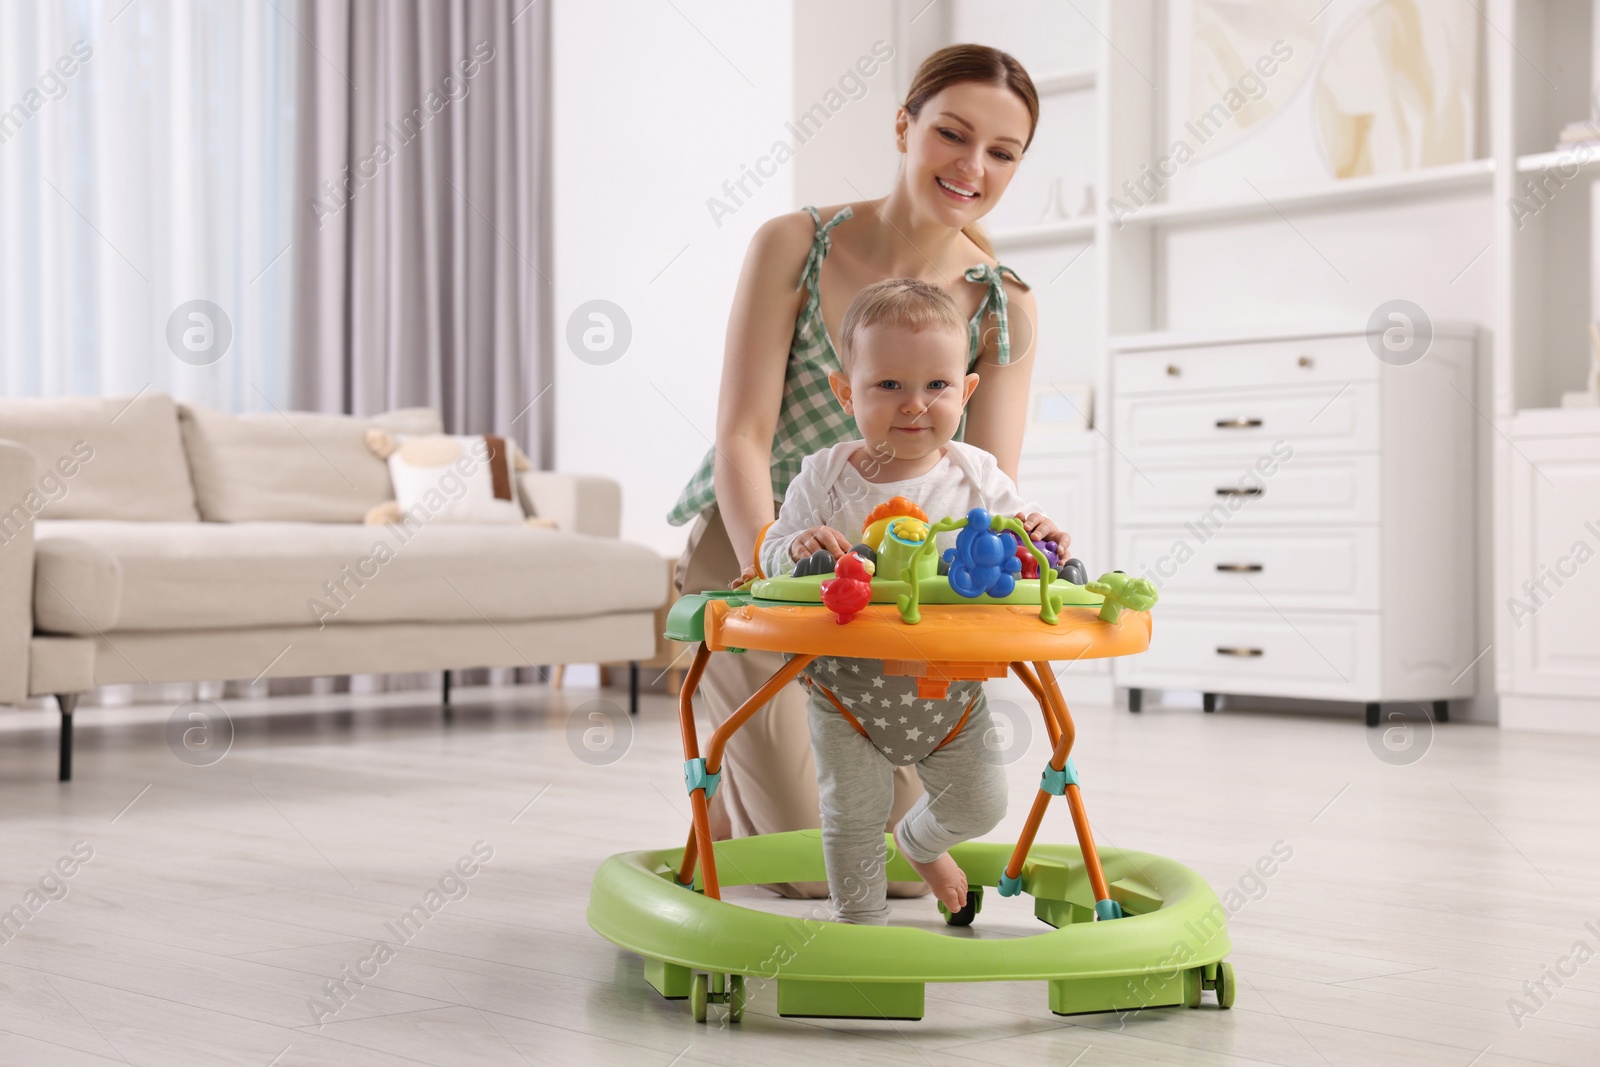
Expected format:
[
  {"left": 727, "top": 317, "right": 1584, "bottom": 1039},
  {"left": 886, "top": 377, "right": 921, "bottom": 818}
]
[
  {"left": 1297, "top": 355, "right": 1314, "bottom": 368},
  {"left": 1215, "top": 417, "right": 1263, "bottom": 429},
  {"left": 1166, "top": 363, "right": 1181, "bottom": 376},
  {"left": 1215, "top": 487, "right": 1263, "bottom": 497},
  {"left": 1216, "top": 647, "right": 1264, "bottom": 657},
  {"left": 1215, "top": 563, "right": 1264, "bottom": 573}
]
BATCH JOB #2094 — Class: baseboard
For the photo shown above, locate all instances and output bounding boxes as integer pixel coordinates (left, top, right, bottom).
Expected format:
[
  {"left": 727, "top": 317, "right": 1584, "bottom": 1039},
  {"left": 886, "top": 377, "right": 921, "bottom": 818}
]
[{"left": 1499, "top": 693, "right": 1600, "bottom": 734}]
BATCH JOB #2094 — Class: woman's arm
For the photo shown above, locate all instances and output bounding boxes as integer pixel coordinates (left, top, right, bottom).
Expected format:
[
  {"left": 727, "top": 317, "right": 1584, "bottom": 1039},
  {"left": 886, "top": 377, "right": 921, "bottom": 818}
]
[
  {"left": 960, "top": 282, "right": 1038, "bottom": 482},
  {"left": 713, "top": 213, "right": 815, "bottom": 569}
]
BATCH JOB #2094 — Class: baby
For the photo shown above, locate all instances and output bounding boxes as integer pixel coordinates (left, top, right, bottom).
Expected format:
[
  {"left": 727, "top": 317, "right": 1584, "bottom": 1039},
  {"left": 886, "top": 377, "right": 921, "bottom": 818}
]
[{"left": 759, "top": 278, "right": 1071, "bottom": 924}]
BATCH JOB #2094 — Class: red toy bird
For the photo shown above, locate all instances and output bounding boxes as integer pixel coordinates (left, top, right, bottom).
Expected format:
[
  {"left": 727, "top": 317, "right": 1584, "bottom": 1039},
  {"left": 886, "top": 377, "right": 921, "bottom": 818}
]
[{"left": 820, "top": 552, "right": 874, "bottom": 624}]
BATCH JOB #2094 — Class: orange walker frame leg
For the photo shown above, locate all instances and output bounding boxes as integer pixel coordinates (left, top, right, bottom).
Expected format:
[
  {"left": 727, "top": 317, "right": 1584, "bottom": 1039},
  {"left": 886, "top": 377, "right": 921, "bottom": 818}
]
[
  {"left": 675, "top": 643, "right": 815, "bottom": 899},
  {"left": 997, "top": 660, "right": 1120, "bottom": 918}
]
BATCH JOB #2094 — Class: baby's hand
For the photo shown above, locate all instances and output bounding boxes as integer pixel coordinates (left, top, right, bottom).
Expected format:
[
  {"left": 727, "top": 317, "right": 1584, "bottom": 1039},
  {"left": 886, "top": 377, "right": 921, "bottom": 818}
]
[
  {"left": 790, "top": 525, "right": 855, "bottom": 561},
  {"left": 1015, "top": 512, "right": 1072, "bottom": 557}
]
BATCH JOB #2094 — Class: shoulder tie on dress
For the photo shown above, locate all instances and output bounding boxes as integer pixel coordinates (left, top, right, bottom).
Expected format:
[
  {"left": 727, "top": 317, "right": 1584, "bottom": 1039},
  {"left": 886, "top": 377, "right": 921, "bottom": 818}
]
[
  {"left": 963, "top": 263, "right": 1030, "bottom": 365},
  {"left": 797, "top": 205, "right": 855, "bottom": 294}
]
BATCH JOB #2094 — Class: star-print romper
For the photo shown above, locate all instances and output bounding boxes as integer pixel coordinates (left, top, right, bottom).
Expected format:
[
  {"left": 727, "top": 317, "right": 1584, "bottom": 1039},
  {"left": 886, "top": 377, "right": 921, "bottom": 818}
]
[
  {"left": 757, "top": 442, "right": 1037, "bottom": 926},
  {"left": 802, "top": 659, "right": 1007, "bottom": 925}
]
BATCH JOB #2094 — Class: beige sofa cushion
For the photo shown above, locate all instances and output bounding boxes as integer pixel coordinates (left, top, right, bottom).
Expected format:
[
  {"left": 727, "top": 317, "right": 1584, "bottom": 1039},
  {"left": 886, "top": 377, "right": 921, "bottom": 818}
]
[
  {"left": 27, "top": 635, "right": 95, "bottom": 696},
  {"left": 179, "top": 405, "right": 442, "bottom": 523},
  {"left": 33, "top": 520, "right": 663, "bottom": 632},
  {"left": 34, "top": 537, "right": 122, "bottom": 633},
  {"left": 0, "top": 392, "right": 199, "bottom": 521}
]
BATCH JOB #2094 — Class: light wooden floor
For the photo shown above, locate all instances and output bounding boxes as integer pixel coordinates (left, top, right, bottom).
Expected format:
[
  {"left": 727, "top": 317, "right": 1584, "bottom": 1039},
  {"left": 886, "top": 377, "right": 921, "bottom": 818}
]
[{"left": 0, "top": 683, "right": 1595, "bottom": 1066}]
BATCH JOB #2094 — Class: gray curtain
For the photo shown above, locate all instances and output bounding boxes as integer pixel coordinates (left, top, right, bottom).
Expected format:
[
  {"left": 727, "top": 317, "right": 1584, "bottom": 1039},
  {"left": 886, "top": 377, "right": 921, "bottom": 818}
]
[
  {"left": 277, "top": 0, "right": 553, "bottom": 700},
  {"left": 290, "top": 0, "right": 552, "bottom": 460}
]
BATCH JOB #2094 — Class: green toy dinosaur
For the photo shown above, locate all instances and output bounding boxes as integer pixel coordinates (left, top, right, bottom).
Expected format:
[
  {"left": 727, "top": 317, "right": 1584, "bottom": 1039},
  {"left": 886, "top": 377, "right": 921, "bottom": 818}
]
[{"left": 1087, "top": 572, "right": 1159, "bottom": 624}]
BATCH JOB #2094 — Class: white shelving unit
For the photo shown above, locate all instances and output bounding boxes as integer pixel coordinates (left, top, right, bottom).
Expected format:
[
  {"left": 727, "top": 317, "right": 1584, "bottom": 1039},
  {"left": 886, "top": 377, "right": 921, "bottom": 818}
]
[
  {"left": 1490, "top": 0, "right": 1600, "bottom": 731},
  {"left": 890, "top": 0, "right": 1600, "bottom": 727}
]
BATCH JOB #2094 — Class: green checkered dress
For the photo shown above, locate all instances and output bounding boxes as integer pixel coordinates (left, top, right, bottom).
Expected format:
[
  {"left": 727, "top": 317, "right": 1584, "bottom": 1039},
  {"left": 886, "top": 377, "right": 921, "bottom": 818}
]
[{"left": 667, "top": 205, "right": 1029, "bottom": 526}]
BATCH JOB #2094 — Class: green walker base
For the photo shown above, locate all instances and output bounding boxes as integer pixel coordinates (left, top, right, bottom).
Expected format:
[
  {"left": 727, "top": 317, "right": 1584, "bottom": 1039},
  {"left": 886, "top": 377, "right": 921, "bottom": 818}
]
[{"left": 588, "top": 830, "right": 1235, "bottom": 1023}]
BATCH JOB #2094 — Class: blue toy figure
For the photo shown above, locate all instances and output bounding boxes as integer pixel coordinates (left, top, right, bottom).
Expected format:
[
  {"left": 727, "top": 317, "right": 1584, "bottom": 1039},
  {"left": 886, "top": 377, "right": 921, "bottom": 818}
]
[{"left": 943, "top": 507, "right": 1022, "bottom": 599}]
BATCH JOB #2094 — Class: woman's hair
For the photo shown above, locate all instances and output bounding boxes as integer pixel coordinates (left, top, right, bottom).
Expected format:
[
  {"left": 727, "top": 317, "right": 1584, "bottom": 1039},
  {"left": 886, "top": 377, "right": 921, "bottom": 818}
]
[
  {"left": 838, "top": 278, "right": 967, "bottom": 372},
  {"left": 902, "top": 44, "right": 1039, "bottom": 259}
]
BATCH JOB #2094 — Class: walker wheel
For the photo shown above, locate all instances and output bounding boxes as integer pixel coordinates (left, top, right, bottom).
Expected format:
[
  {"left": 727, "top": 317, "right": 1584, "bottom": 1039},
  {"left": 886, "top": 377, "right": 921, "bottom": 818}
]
[
  {"left": 727, "top": 974, "right": 745, "bottom": 1022},
  {"left": 939, "top": 888, "right": 982, "bottom": 927},
  {"left": 1184, "top": 967, "right": 1202, "bottom": 1009},
  {"left": 1214, "top": 961, "right": 1235, "bottom": 1009},
  {"left": 690, "top": 972, "right": 708, "bottom": 1022}
]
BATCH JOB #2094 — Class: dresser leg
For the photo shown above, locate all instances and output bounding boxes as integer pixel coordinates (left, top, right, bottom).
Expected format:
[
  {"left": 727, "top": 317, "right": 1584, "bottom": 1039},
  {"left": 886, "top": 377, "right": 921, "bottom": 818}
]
[
  {"left": 1128, "top": 688, "right": 1142, "bottom": 713},
  {"left": 1432, "top": 699, "right": 1449, "bottom": 723},
  {"left": 1365, "top": 702, "right": 1380, "bottom": 728},
  {"left": 1203, "top": 692, "right": 1218, "bottom": 714}
]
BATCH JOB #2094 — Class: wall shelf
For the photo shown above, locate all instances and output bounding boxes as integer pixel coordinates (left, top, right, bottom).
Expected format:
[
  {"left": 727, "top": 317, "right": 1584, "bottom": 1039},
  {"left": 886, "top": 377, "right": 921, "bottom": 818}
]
[
  {"left": 1119, "top": 158, "right": 1495, "bottom": 228},
  {"left": 1032, "top": 67, "right": 1097, "bottom": 95},
  {"left": 989, "top": 216, "right": 1096, "bottom": 247},
  {"left": 1108, "top": 321, "right": 1479, "bottom": 352},
  {"left": 1510, "top": 406, "right": 1600, "bottom": 436},
  {"left": 1515, "top": 148, "right": 1600, "bottom": 176}
]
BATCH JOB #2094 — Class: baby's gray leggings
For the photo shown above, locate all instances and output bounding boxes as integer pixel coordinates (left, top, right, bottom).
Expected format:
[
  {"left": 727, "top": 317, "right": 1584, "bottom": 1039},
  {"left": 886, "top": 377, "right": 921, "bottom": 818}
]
[{"left": 806, "top": 686, "right": 1008, "bottom": 925}]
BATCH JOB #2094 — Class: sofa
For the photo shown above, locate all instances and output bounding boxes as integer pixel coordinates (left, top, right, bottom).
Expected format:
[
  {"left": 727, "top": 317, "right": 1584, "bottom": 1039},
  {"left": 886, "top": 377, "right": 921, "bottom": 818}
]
[{"left": 0, "top": 392, "right": 666, "bottom": 780}]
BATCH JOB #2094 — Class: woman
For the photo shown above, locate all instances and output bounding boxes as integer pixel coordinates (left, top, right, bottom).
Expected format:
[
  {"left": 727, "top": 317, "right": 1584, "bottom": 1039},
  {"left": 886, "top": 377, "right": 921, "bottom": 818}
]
[{"left": 669, "top": 44, "right": 1061, "bottom": 897}]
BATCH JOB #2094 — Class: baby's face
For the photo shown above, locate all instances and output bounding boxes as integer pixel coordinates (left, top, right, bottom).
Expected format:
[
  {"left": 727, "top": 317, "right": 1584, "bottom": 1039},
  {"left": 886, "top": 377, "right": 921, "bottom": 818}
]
[{"left": 830, "top": 323, "right": 978, "bottom": 464}]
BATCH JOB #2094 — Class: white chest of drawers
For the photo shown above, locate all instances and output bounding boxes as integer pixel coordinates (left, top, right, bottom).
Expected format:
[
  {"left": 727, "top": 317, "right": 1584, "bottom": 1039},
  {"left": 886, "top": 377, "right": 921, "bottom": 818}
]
[{"left": 1109, "top": 326, "right": 1480, "bottom": 724}]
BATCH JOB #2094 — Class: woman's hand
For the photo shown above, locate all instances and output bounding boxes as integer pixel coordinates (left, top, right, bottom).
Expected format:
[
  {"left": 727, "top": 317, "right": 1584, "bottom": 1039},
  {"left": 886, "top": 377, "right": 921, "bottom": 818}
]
[
  {"left": 728, "top": 561, "right": 760, "bottom": 590},
  {"left": 790, "top": 525, "right": 855, "bottom": 561},
  {"left": 1015, "top": 511, "right": 1072, "bottom": 558}
]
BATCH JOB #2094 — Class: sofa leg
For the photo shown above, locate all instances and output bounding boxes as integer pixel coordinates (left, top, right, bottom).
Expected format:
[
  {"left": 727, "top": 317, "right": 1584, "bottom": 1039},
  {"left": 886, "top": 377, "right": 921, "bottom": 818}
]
[
  {"left": 442, "top": 670, "right": 452, "bottom": 723},
  {"left": 629, "top": 662, "right": 639, "bottom": 716},
  {"left": 56, "top": 693, "right": 79, "bottom": 782}
]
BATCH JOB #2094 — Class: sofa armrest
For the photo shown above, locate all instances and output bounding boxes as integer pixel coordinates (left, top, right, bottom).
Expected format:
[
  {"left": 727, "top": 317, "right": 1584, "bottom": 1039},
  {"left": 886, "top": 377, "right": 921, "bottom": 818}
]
[
  {"left": 517, "top": 471, "right": 622, "bottom": 538},
  {"left": 0, "top": 440, "right": 39, "bottom": 704}
]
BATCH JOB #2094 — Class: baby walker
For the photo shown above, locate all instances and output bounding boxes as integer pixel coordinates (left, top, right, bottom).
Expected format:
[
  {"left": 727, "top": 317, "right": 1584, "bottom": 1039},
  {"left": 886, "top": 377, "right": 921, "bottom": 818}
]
[{"left": 587, "top": 500, "right": 1237, "bottom": 1022}]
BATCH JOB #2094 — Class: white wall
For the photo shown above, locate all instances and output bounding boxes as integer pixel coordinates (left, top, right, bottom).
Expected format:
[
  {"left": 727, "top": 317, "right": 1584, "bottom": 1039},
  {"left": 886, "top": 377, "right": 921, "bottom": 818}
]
[
  {"left": 791, "top": 2, "right": 901, "bottom": 210},
  {"left": 551, "top": 0, "right": 794, "bottom": 557}
]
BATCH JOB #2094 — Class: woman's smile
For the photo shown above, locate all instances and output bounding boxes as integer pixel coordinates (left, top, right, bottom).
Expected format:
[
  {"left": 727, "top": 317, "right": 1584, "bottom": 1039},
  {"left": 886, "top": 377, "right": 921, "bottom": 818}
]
[{"left": 935, "top": 175, "right": 980, "bottom": 201}]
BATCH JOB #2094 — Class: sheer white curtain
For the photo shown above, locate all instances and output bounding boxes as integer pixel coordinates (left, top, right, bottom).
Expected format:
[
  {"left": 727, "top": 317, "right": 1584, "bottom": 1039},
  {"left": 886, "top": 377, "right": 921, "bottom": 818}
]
[{"left": 0, "top": 0, "right": 297, "bottom": 407}]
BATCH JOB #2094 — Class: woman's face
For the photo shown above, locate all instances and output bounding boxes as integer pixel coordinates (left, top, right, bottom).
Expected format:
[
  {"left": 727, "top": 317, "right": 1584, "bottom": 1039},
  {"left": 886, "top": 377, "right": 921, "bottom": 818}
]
[{"left": 898, "top": 81, "right": 1032, "bottom": 225}]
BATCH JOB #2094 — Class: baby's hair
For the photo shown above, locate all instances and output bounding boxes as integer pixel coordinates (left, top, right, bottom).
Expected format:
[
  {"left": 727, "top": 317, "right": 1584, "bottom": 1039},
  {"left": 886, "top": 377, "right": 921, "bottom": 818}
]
[{"left": 837, "top": 278, "right": 966, "bottom": 374}]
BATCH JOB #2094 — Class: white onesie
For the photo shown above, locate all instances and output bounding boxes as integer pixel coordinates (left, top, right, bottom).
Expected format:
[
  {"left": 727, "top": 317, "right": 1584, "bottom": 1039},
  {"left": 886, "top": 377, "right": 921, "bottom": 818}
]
[{"left": 759, "top": 439, "right": 1039, "bottom": 578}]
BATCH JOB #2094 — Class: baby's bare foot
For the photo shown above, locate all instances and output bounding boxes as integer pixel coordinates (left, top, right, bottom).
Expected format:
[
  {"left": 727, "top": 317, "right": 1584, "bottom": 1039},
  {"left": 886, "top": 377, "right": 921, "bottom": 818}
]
[{"left": 893, "top": 826, "right": 968, "bottom": 913}]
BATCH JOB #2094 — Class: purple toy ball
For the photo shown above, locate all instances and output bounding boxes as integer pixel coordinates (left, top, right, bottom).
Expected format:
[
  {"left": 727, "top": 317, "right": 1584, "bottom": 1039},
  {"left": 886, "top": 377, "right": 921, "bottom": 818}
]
[
  {"left": 1033, "top": 536, "right": 1060, "bottom": 570},
  {"left": 1003, "top": 528, "right": 1060, "bottom": 571}
]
